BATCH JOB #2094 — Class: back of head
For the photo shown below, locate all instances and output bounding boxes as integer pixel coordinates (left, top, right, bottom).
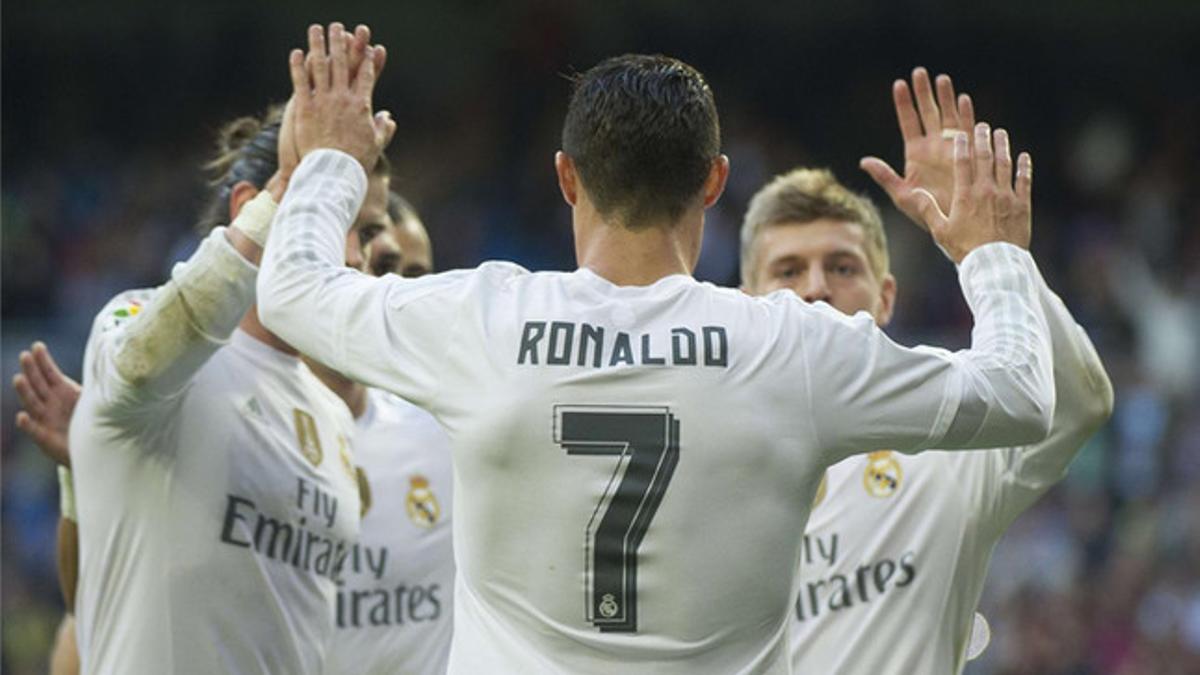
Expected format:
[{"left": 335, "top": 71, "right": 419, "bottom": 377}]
[
  {"left": 562, "top": 54, "right": 720, "bottom": 228},
  {"left": 196, "top": 105, "right": 284, "bottom": 232},
  {"left": 740, "top": 168, "right": 888, "bottom": 285}
]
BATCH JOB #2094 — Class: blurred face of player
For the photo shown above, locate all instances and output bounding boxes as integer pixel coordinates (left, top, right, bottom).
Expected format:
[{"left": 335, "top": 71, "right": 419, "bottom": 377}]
[
  {"left": 348, "top": 175, "right": 391, "bottom": 271},
  {"left": 746, "top": 219, "right": 895, "bottom": 326},
  {"left": 363, "top": 212, "right": 433, "bottom": 278},
  {"left": 391, "top": 216, "right": 433, "bottom": 278}
]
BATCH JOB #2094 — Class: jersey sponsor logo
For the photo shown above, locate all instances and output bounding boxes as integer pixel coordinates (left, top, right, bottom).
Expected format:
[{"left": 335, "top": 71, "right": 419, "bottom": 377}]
[
  {"left": 293, "top": 408, "right": 324, "bottom": 466},
  {"left": 405, "top": 475, "right": 441, "bottom": 528},
  {"left": 336, "top": 581, "right": 444, "bottom": 629},
  {"left": 795, "top": 551, "right": 917, "bottom": 622},
  {"left": 795, "top": 532, "right": 917, "bottom": 622},
  {"left": 517, "top": 321, "right": 729, "bottom": 369},
  {"left": 218, "top": 477, "right": 351, "bottom": 582},
  {"left": 862, "top": 451, "right": 902, "bottom": 498}
]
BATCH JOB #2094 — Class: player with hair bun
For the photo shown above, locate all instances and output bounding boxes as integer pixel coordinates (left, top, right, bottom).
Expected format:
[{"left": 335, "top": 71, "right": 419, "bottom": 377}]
[{"left": 14, "top": 29, "right": 396, "bottom": 671}]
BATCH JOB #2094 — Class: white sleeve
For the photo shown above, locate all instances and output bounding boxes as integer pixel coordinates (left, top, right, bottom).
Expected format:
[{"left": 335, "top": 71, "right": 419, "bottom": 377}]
[
  {"left": 257, "top": 150, "right": 478, "bottom": 407},
  {"left": 802, "top": 243, "right": 1056, "bottom": 462},
  {"left": 84, "top": 212, "right": 266, "bottom": 416},
  {"left": 956, "top": 275, "right": 1114, "bottom": 533}
]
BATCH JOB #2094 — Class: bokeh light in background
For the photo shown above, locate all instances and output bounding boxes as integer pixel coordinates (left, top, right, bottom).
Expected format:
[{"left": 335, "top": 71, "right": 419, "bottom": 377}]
[{"left": 3, "top": 1, "right": 1199, "bottom": 673}]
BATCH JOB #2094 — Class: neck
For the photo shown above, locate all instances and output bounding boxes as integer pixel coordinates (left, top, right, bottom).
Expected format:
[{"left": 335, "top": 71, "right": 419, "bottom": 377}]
[
  {"left": 574, "top": 208, "right": 702, "bottom": 286},
  {"left": 238, "top": 306, "right": 366, "bottom": 418},
  {"left": 304, "top": 358, "right": 368, "bottom": 419},
  {"left": 239, "top": 305, "right": 298, "bottom": 356}
]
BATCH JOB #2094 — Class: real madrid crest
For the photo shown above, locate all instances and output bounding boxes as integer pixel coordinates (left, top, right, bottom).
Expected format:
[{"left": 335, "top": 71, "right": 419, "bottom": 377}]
[
  {"left": 405, "top": 475, "right": 441, "bottom": 528},
  {"left": 862, "top": 451, "right": 902, "bottom": 498},
  {"left": 598, "top": 593, "right": 620, "bottom": 619}
]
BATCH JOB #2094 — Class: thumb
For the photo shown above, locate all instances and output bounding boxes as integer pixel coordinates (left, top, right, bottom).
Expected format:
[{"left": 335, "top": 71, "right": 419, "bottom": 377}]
[
  {"left": 859, "top": 157, "right": 904, "bottom": 197},
  {"left": 910, "top": 188, "right": 948, "bottom": 232}
]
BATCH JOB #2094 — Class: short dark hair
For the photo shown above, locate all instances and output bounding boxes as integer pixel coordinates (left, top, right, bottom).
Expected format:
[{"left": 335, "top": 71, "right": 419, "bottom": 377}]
[
  {"left": 562, "top": 54, "right": 720, "bottom": 228},
  {"left": 196, "top": 105, "right": 283, "bottom": 233}
]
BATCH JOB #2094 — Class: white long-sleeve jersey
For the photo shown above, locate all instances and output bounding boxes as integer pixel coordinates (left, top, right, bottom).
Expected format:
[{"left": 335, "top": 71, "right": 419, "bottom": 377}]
[
  {"left": 258, "top": 149, "right": 1055, "bottom": 674},
  {"left": 70, "top": 216, "right": 361, "bottom": 675},
  {"left": 327, "top": 388, "right": 455, "bottom": 675},
  {"left": 791, "top": 278, "right": 1112, "bottom": 674}
]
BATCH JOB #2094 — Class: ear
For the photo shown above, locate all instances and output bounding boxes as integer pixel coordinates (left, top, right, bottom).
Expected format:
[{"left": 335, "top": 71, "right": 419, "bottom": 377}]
[
  {"left": 228, "top": 180, "right": 261, "bottom": 221},
  {"left": 555, "top": 151, "right": 578, "bottom": 207},
  {"left": 875, "top": 273, "right": 898, "bottom": 327},
  {"left": 701, "top": 154, "right": 730, "bottom": 209}
]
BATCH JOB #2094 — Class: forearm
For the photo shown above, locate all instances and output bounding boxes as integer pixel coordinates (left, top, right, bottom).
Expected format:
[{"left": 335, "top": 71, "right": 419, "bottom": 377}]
[
  {"left": 49, "top": 615, "right": 80, "bottom": 675},
  {"left": 935, "top": 243, "right": 1056, "bottom": 449},
  {"left": 57, "top": 467, "right": 78, "bottom": 611},
  {"left": 111, "top": 193, "right": 276, "bottom": 397},
  {"left": 806, "top": 243, "right": 1054, "bottom": 459},
  {"left": 1012, "top": 280, "right": 1113, "bottom": 486},
  {"left": 257, "top": 149, "right": 368, "bottom": 373}
]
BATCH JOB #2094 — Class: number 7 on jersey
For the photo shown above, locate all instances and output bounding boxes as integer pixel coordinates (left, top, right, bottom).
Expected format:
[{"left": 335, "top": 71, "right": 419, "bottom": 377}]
[{"left": 554, "top": 405, "right": 681, "bottom": 633}]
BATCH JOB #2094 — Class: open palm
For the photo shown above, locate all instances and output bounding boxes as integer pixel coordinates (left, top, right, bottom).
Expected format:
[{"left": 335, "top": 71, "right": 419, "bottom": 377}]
[
  {"left": 13, "top": 342, "right": 80, "bottom": 466},
  {"left": 861, "top": 68, "right": 976, "bottom": 228}
]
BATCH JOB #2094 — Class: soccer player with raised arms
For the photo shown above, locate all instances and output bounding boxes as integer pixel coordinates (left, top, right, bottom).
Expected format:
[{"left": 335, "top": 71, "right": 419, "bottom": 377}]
[
  {"left": 38, "top": 34, "right": 396, "bottom": 668},
  {"left": 260, "top": 24, "right": 1057, "bottom": 673},
  {"left": 738, "top": 71, "right": 1113, "bottom": 674},
  {"left": 14, "top": 185, "right": 456, "bottom": 675}
]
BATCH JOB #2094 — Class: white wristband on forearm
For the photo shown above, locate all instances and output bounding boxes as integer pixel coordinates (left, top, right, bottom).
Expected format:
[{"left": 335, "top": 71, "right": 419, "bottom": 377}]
[
  {"left": 58, "top": 467, "right": 77, "bottom": 522},
  {"left": 229, "top": 190, "right": 279, "bottom": 247}
]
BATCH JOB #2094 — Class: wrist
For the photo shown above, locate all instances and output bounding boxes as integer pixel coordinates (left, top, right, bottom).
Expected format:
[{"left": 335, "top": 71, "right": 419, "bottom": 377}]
[{"left": 227, "top": 190, "right": 279, "bottom": 251}]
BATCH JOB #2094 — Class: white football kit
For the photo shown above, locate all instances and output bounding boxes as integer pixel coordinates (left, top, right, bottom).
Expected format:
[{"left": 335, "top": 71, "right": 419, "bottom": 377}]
[
  {"left": 328, "top": 388, "right": 455, "bottom": 675},
  {"left": 258, "top": 150, "right": 1056, "bottom": 674},
  {"left": 792, "top": 279, "right": 1111, "bottom": 674},
  {"left": 70, "top": 221, "right": 361, "bottom": 674}
]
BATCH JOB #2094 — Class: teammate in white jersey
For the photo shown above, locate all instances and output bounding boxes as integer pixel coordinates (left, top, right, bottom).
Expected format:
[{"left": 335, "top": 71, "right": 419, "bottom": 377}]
[
  {"left": 319, "top": 194, "right": 457, "bottom": 675},
  {"left": 329, "top": 385, "right": 455, "bottom": 675},
  {"left": 259, "top": 26, "right": 1055, "bottom": 673},
  {"left": 738, "top": 70, "right": 1114, "bottom": 674},
  {"left": 63, "top": 73, "right": 402, "bottom": 671},
  {"left": 14, "top": 185, "right": 455, "bottom": 675},
  {"left": 12, "top": 342, "right": 81, "bottom": 675}
]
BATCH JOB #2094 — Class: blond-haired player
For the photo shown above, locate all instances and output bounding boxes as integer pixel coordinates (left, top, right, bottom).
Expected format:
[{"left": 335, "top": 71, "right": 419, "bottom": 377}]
[{"left": 739, "top": 70, "right": 1113, "bottom": 674}]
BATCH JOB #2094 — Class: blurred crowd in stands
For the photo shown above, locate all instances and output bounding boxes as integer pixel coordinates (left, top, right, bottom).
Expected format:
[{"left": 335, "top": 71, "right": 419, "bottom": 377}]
[{"left": 3, "top": 3, "right": 1197, "bottom": 673}]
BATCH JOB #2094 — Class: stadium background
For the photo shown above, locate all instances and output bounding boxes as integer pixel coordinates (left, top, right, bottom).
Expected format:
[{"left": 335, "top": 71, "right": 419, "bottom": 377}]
[{"left": 3, "top": 1, "right": 1198, "bottom": 672}]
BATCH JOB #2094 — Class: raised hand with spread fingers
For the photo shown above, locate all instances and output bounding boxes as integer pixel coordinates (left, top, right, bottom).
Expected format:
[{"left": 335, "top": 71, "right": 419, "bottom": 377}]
[
  {"left": 284, "top": 23, "right": 396, "bottom": 173},
  {"left": 912, "top": 122, "right": 1033, "bottom": 263},
  {"left": 860, "top": 67, "right": 977, "bottom": 228}
]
